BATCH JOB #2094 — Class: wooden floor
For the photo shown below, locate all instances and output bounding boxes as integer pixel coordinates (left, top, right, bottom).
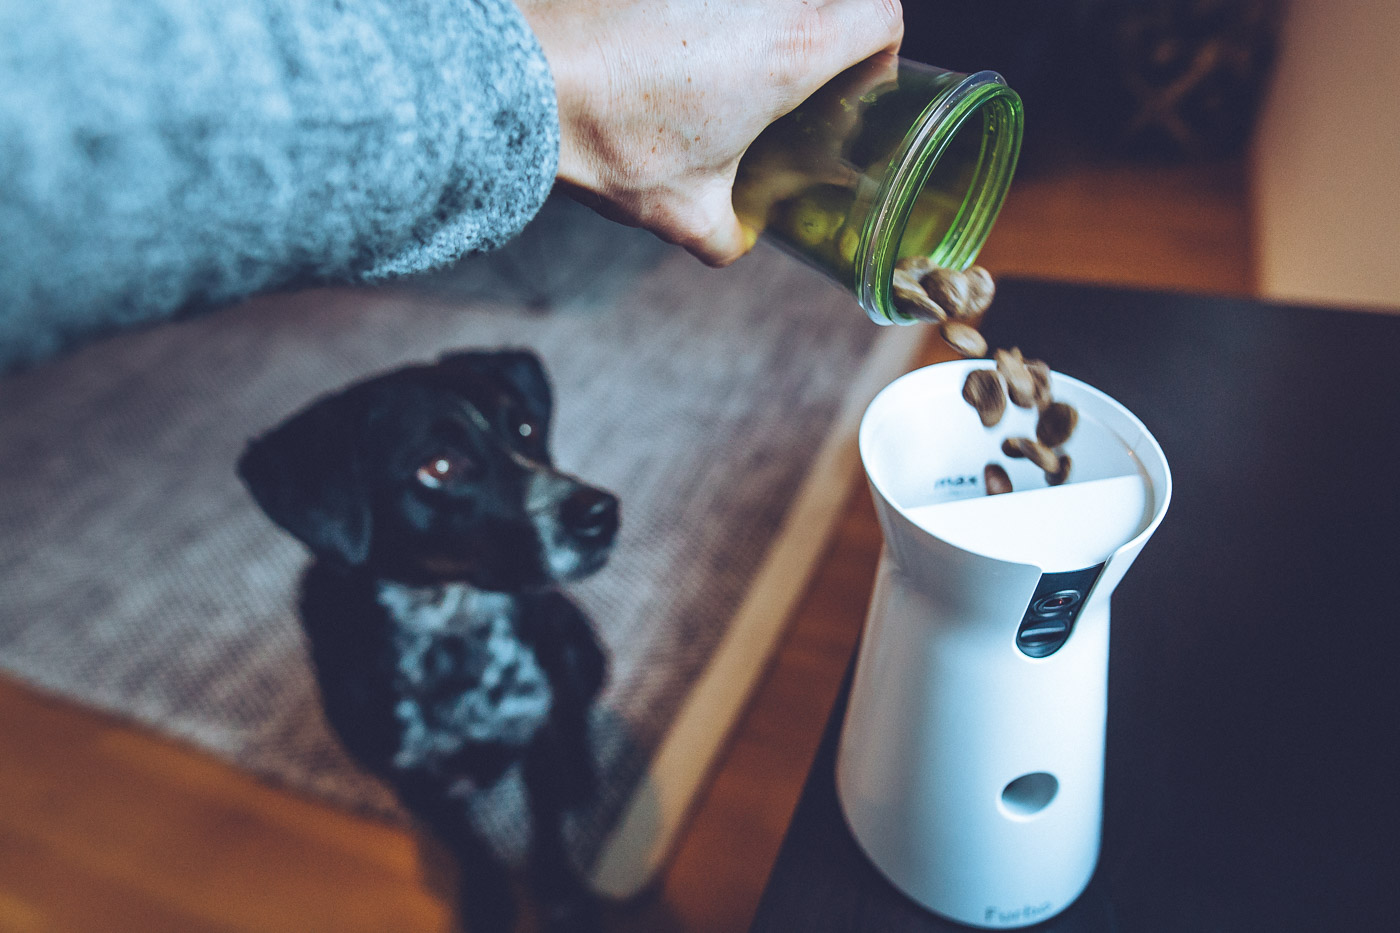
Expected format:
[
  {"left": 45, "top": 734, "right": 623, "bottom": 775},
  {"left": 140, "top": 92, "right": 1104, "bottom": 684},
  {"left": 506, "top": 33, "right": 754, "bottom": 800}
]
[{"left": 0, "top": 156, "right": 1252, "bottom": 933}]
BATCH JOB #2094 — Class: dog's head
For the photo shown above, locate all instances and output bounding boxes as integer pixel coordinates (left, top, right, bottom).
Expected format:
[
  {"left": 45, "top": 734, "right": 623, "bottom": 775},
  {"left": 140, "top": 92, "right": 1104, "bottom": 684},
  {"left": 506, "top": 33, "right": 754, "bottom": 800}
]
[{"left": 237, "top": 349, "right": 618, "bottom": 590}]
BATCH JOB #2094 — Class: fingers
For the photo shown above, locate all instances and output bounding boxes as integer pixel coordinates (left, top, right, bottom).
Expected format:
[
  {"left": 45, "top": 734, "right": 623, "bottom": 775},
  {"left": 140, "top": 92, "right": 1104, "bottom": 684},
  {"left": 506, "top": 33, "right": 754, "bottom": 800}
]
[
  {"left": 818, "top": 0, "right": 905, "bottom": 56},
  {"left": 692, "top": 0, "right": 902, "bottom": 266},
  {"left": 539, "top": 0, "right": 906, "bottom": 268},
  {"left": 779, "top": 0, "right": 904, "bottom": 97}
]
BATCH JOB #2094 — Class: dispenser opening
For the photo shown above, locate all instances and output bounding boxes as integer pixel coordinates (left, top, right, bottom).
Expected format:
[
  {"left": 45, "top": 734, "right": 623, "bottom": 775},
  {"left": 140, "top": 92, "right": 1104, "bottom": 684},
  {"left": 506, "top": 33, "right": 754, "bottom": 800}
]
[
  {"left": 1000, "top": 772, "right": 1058, "bottom": 818},
  {"left": 860, "top": 361, "right": 1168, "bottom": 572}
]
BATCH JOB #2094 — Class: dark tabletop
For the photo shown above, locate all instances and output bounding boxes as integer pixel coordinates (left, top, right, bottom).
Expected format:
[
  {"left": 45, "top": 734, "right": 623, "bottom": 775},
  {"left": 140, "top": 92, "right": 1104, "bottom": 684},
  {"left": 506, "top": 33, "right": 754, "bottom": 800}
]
[{"left": 750, "top": 279, "right": 1400, "bottom": 933}]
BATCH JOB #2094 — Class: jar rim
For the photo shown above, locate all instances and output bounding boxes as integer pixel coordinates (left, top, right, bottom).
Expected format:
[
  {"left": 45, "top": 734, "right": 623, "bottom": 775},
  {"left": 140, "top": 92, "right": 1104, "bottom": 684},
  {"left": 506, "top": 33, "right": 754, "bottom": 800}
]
[{"left": 856, "top": 71, "right": 1024, "bottom": 325}]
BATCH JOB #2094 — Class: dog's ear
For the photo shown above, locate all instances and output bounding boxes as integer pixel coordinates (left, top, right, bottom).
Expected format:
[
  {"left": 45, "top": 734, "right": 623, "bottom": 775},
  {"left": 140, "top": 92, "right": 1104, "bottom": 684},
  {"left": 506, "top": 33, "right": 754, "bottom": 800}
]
[
  {"left": 435, "top": 348, "right": 553, "bottom": 430},
  {"left": 237, "top": 396, "right": 372, "bottom": 567}
]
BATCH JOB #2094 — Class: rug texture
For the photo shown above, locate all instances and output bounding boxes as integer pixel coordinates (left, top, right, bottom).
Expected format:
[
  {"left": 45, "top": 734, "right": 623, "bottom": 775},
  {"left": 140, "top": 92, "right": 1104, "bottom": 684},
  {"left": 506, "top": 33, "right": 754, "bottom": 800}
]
[{"left": 0, "top": 197, "right": 920, "bottom": 895}]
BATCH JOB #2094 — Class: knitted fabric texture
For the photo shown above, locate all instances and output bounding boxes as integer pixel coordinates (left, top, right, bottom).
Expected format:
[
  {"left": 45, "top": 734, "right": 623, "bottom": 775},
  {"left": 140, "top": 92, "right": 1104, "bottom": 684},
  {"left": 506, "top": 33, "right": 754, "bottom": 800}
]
[{"left": 0, "top": 0, "right": 559, "bottom": 372}]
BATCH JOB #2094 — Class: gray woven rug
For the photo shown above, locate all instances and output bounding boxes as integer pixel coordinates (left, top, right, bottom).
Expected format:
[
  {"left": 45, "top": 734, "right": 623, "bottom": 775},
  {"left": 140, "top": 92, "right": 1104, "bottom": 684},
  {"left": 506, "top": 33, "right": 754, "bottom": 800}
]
[{"left": 0, "top": 197, "right": 916, "bottom": 888}]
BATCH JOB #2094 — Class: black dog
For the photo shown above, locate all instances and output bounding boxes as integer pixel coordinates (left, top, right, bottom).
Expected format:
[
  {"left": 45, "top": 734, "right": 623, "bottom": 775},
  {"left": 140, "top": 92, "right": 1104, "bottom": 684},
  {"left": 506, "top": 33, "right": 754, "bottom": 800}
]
[{"left": 237, "top": 349, "right": 617, "bottom": 933}]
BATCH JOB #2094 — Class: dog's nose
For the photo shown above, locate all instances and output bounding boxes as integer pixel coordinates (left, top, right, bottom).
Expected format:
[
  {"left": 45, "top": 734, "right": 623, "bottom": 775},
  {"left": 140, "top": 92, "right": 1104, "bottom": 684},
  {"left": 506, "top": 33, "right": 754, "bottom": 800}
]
[{"left": 561, "top": 488, "right": 619, "bottom": 540}]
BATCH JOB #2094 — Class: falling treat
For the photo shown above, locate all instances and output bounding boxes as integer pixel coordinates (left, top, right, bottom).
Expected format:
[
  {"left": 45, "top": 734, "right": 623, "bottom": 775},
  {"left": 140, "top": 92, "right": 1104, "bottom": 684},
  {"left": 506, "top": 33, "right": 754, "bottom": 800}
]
[
  {"left": 940, "top": 320, "right": 987, "bottom": 358},
  {"left": 1047, "top": 454, "right": 1072, "bottom": 486},
  {"left": 1036, "top": 401, "right": 1079, "bottom": 448},
  {"left": 1002, "top": 436, "right": 1059, "bottom": 473},
  {"left": 984, "top": 462, "right": 1013, "bottom": 496},
  {"left": 921, "top": 267, "right": 974, "bottom": 320},
  {"left": 996, "top": 347, "right": 1037, "bottom": 408},
  {"left": 962, "top": 266, "right": 996, "bottom": 315},
  {"left": 962, "top": 369, "right": 1006, "bottom": 427},
  {"left": 892, "top": 268, "right": 947, "bottom": 321},
  {"left": 1025, "top": 359, "right": 1053, "bottom": 410},
  {"left": 895, "top": 255, "right": 938, "bottom": 278}
]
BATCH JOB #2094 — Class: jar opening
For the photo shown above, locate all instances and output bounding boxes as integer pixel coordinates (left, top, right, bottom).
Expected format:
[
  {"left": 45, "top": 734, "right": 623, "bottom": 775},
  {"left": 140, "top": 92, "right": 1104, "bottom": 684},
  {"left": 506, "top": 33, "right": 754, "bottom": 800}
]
[{"left": 858, "top": 73, "right": 1023, "bottom": 325}]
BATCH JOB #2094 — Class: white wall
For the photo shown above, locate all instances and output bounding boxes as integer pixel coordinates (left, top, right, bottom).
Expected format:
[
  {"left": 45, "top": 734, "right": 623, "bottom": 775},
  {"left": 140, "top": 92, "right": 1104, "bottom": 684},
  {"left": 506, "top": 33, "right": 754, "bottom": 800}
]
[{"left": 1251, "top": 1, "right": 1400, "bottom": 310}]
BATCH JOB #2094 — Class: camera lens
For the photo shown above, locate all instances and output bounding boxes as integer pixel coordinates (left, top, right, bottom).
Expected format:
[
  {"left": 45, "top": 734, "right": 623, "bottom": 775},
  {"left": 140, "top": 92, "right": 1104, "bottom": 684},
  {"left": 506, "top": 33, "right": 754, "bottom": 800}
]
[{"left": 1032, "top": 590, "right": 1082, "bottom": 615}]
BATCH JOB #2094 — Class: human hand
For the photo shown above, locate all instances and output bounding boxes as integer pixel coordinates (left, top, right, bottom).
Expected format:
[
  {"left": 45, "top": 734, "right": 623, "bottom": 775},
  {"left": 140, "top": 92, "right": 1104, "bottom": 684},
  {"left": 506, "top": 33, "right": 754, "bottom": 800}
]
[{"left": 516, "top": 0, "right": 903, "bottom": 266}]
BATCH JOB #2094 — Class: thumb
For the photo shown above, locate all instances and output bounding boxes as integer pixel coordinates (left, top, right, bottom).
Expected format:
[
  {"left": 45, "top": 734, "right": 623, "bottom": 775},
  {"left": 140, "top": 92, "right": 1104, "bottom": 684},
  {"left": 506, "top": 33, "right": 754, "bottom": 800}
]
[
  {"left": 690, "top": 211, "right": 758, "bottom": 268},
  {"left": 678, "top": 178, "right": 760, "bottom": 267}
]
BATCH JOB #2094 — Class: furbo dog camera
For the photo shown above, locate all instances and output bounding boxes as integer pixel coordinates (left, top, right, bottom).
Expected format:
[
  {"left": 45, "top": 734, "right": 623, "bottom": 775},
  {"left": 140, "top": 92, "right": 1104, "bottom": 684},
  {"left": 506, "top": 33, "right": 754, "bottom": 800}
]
[{"left": 836, "top": 360, "right": 1171, "bottom": 928}]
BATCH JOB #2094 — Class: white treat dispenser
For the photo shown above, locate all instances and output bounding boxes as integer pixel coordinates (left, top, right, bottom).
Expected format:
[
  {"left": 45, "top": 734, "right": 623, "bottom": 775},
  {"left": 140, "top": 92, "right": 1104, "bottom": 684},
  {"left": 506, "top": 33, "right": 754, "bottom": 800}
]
[{"left": 836, "top": 360, "right": 1171, "bottom": 928}]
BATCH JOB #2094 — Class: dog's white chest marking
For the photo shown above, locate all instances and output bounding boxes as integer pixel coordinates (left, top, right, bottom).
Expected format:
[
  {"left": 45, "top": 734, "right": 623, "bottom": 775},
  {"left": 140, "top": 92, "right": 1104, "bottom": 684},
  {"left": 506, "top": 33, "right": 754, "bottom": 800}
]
[{"left": 376, "top": 583, "right": 553, "bottom": 770}]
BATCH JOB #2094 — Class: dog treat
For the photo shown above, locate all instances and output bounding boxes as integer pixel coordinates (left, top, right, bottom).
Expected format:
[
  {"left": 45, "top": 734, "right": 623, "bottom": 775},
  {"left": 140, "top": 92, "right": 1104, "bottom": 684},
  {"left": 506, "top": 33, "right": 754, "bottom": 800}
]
[
  {"left": 937, "top": 264, "right": 1078, "bottom": 490},
  {"left": 895, "top": 255, "right": 938, "bottom": 279},
  {"left": 962, "top": 369, "right": 1006, "bottom": 427},
  {"left": 920, "top": 267, "right": 973, "bottom": 320},
  {"left": 996, "top": 347, "right": 1037, "bottom": 409},
  {"left": 962, "top": 266, "right": 996, "bottom": 316},
  {"left": 984, "top": 462, "right": 1013, "bottom": 496},
  {"left": 1025, "top": 358, "right": 1054, "bottom": 409},
  {"left": 784, "top": 196, "right": 844, "bottom": 248},
  {"left": 1002, "top": 436, "right": 1060, "bottom": 473},
  {"left": 891, "top": 256, "right": 945, "bottom": 321},
  {"left": 892, "top": 267, "right": 948, "bottom": 321},
  {"left": 999, "top": 435, "right": 1071, "bottom": 485},
  {"left": 940, "top": 320, "right": 988, "bottom": 358},
  {"left": 1036, "top": 401, "right": 1079, "bottom": 448},
  {"left": 890, "top": 260, "right": 997, "bottom": 323}
]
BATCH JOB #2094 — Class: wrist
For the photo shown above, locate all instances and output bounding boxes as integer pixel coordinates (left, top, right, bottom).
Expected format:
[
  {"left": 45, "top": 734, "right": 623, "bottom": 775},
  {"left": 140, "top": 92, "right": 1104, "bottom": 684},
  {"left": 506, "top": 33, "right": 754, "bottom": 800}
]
[{"left": 515, "top": 1, "right": 599, "bottom": 193}]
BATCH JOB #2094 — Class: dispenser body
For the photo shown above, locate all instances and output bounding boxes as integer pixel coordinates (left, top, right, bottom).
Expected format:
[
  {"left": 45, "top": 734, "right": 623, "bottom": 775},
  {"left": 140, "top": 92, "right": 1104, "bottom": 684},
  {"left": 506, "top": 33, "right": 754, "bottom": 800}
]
[
  {"left": 837, "top": 554, "right": 1111, "bottom": 928},
  {"left": 838, "top": 360, "right": 1171, "bottom": 928}
]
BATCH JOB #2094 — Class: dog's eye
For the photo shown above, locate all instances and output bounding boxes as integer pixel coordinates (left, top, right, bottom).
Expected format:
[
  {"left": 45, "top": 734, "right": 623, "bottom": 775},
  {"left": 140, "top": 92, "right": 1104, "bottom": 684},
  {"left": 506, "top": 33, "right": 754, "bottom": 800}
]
[
  {"left": 504, "top": 407, "right": 542, "bottom": 448},
  {"left": 416, "top": 454, "right": 475, "bottom": 490}
]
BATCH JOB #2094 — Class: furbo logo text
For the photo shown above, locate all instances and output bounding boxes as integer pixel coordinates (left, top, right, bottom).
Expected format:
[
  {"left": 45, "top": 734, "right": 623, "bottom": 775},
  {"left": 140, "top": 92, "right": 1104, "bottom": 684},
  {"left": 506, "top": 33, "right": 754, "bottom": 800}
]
[
  {"left": 985, "top": 902, "right": 1053, "bottom": 925},
  {"left": 935, "top": 475, "right": 979, "bottom": 489}
]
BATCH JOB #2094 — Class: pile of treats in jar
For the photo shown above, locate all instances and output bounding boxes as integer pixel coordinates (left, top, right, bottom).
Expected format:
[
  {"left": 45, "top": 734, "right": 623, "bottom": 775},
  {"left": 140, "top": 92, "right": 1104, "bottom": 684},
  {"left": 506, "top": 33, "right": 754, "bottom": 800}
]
[{"left": 892, "top": 257, "right": 1079, "bottom": 497}]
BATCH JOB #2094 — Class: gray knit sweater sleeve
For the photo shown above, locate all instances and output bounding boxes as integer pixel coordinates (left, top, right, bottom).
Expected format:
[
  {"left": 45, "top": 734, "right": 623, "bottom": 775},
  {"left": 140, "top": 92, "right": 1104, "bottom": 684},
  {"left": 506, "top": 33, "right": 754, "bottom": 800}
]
[{"left": 0, "top": 0, "right": 559, "bottom": 372}]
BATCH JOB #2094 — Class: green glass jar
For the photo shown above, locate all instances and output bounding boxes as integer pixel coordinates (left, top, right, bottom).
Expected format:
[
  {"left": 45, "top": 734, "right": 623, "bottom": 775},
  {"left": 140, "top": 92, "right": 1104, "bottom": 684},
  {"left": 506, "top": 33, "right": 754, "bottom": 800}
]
[{"left": 733, "top": 55, "right": 1023, "bottom": 325}]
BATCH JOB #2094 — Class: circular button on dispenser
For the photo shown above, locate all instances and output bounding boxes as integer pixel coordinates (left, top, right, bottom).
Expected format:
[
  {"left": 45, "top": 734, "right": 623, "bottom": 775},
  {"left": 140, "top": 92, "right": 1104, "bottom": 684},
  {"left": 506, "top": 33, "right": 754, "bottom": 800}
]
[{"left": 1032, "top": 590, "right": 1083, "bottom": 615}]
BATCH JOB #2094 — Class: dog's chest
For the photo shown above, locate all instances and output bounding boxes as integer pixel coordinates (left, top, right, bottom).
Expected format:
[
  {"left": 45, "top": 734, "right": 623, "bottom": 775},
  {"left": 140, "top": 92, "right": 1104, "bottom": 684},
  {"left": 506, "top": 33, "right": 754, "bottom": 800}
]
[{"left": 376, "top": 583, "right": 552, "bottom": 769}]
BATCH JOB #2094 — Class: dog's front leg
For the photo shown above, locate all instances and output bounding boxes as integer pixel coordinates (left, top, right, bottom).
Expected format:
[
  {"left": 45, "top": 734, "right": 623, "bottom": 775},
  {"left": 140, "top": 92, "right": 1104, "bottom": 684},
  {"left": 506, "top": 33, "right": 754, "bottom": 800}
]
[
  {"left": 523, "top": 725, "right": 602, "bottom": 933},
  {"left": 519, "top": 592, "right": 607, "bottom": 808},
  {"left": 395, "top": 772, "right": 517, "bottom": 933}
]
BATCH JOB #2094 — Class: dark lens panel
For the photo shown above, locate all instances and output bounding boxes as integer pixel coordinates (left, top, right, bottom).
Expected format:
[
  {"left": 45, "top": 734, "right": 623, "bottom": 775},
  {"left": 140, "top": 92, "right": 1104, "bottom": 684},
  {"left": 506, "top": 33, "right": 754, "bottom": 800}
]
[{"left": 1015, "top": 565, "right": 1105, "bottom": 659}]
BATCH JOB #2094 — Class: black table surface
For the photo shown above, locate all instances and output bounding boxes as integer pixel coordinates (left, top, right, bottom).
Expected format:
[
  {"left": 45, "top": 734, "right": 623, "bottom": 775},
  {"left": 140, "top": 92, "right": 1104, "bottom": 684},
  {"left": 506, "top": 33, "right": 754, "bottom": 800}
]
[{"left": 750, "top": 279, "right": 1400, "bottom": 933}]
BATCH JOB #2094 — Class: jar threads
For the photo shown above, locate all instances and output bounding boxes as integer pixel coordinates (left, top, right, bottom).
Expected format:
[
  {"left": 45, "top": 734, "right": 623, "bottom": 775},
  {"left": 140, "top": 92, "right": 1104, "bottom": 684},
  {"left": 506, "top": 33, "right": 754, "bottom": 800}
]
[
  {"left": 734, "top": 57, "right": 1023, "bottom": 326},
  {"left": 860, "top": 71, "right": 1023, "bottom": 325}
]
